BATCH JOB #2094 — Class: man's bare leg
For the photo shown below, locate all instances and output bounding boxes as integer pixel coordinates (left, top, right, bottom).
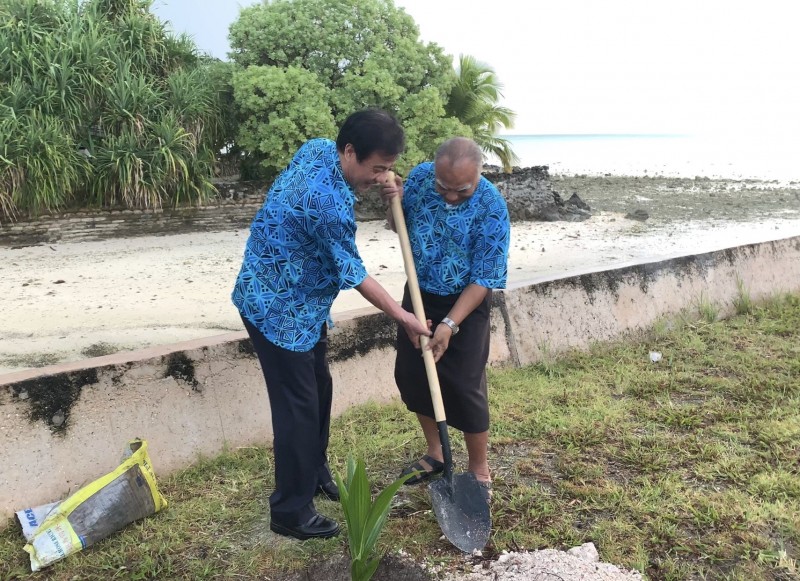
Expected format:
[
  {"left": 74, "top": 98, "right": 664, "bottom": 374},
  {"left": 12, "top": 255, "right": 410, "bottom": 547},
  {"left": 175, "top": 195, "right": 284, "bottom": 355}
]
[
  {"left": 465, "top": 430, "right": 490, "bottom": 483},
  {"left": 417, "top": 413, "right": 443, "bottom": 467},
  {"left": 418, "top": 414, "right": 490, "bottom": 483}
]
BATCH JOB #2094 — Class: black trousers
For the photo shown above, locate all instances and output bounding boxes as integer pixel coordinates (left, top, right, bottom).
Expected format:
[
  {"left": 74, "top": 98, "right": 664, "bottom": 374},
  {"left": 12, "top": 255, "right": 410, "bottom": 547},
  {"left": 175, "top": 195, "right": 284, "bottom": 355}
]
[
  {"left": 242, "top": 317, "right": 334, "bottom": 525},
  {"left": 395, "top": 286, "right": 491, "bottom": 433}
]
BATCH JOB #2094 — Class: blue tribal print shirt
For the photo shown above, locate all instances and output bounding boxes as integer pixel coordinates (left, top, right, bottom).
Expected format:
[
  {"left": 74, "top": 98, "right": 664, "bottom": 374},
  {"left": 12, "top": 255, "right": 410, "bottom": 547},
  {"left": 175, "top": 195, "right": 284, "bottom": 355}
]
[
  {"left": 232, "top": 139, "right": 368, "bottom": 352},
  {"left": 402, "top": 162, "right": 510, "bottom": 295}
]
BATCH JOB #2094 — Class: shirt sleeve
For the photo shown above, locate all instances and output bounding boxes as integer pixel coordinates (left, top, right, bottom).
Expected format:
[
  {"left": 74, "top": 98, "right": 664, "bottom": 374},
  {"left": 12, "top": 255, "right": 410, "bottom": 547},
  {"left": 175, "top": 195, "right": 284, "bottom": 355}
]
[
  {"left": 401, "top": 163, "right": 428, "bottom": 215},
  {"left": 470, "top": 191, "right": 510, "bottom": 289},
  {"left": 307, "top": 187, "right": 368, "bottom": 291}
]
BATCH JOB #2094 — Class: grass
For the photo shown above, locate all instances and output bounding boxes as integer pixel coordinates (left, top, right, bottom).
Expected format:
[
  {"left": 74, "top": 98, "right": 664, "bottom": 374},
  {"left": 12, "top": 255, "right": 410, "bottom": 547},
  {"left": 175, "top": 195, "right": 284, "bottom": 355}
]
[
  {"left": 733, "top": 277, "right": 754, "bottom": 316},
  {"left": 0, "top": 353, "right": 63, "bottom": 369},
  {"left": 80, "top": 342, "right": 119, "bottom": 358},
  {"left": 696, "top": 291, "right": 720, "bottom": 323},
  {"left": 2, "top": 294, "right": 799, "bottom": 580}
]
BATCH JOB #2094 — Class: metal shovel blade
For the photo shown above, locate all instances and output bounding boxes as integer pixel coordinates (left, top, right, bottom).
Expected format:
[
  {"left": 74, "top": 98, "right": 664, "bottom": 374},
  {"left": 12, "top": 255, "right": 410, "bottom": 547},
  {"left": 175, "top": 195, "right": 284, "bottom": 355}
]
[{"left": 428, "top": 471, "right": 491, "bottom": 553}]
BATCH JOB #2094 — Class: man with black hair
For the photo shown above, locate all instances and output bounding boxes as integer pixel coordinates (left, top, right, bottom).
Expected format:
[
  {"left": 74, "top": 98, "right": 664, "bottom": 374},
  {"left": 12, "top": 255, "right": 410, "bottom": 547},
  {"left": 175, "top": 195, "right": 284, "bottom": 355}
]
[{"left": 232, "top": 109, "right": 430, "bottom": 540}]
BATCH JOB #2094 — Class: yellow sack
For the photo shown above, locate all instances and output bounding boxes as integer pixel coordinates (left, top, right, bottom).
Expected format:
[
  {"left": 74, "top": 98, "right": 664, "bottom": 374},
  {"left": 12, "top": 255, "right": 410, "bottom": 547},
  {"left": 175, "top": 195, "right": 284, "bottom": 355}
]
[{"left": 18, "top": 439, "right": 167, "bottom": 572}]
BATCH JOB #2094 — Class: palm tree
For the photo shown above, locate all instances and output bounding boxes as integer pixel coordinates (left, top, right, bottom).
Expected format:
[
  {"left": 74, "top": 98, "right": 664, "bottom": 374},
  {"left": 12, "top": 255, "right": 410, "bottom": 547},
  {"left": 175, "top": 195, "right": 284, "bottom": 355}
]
[{"left": 446, "top": 55, "right": 519, "bottom": 172}]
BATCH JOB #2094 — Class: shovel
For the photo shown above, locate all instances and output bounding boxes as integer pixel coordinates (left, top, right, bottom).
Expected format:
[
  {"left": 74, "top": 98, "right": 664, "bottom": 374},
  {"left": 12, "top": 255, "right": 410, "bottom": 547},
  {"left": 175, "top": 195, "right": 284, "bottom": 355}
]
[{"left": 388, "top": 174, "right": 491, "bottom": 553}]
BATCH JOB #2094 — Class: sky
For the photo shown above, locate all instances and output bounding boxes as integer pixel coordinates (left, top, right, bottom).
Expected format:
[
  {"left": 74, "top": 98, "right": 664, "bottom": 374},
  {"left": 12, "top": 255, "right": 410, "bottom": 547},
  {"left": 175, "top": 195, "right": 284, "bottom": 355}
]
[{"left": 151, "top": 0, "right": 800, "bottom": 137}]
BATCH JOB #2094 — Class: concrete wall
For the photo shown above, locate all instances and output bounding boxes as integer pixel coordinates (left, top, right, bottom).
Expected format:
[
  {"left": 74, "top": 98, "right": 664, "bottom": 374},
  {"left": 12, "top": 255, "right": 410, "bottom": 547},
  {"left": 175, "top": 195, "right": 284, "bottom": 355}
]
[
  {"left": 2, "top": 236, "right": 799, "bottom": 524},
  {"left": 0, "top": 167, "right": 569, "bottom": 247},
  {"left": 0, "top": 180, "right": 267, "bottom": 247},
  {"left": 500, "top": 238, "right": 800, "bottom": 365}
]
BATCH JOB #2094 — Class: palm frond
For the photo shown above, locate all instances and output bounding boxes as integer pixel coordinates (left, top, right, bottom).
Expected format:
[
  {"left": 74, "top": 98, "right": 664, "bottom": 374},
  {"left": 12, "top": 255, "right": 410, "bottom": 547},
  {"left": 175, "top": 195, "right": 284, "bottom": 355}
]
[{"left": 446, "top": 53, "right": 519, "bottom": 173}]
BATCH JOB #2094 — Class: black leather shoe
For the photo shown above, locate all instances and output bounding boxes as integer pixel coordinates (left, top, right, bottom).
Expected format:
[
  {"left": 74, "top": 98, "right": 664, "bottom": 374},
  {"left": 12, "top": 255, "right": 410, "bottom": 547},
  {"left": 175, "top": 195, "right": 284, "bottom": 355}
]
[
  {"left": 270, "top": 513, "right": 340, "bottom": 540},
  {"left": 315, "top": 480, "right": 340, "bottom": 502}
]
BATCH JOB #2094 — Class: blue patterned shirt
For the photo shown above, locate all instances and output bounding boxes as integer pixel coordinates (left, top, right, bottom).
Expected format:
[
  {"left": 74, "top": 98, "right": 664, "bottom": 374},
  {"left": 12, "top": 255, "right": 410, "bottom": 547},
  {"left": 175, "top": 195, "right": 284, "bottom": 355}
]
[
  {"left": 232, "top": 139, "right": 368, "bottom": 352},
  {"left": 402, "top": 162, "right": 510, "bottom": 295}
]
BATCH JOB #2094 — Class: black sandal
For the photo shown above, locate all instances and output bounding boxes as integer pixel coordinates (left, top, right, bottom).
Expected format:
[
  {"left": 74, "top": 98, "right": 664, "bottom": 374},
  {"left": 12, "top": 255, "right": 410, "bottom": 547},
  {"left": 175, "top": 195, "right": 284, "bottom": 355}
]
[{"left": 400, "top": 455, "right": 444, "bottom": 485}]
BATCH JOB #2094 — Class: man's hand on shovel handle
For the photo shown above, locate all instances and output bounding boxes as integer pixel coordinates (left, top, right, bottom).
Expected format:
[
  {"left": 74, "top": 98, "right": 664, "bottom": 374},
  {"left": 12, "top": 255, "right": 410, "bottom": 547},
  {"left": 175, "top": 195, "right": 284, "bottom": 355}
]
[
  {"left": 383, "top": 170, "right": 437, "bottom": 353},
  {"left": 381, "top": 171, "right": 402, "bottom": 232}
]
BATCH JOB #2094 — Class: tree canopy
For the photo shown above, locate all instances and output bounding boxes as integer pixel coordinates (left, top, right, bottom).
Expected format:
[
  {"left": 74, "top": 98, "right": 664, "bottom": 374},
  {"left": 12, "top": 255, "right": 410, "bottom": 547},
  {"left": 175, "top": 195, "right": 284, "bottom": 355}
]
[
  {"left": 232, "top": 65, "right": 336, "bottom": 177},
  {"left": 0, "top": 0, "right": 520, "bottom": 220},
  {"left": 228, "top": 0, "right": 474, "bottom": 176}
]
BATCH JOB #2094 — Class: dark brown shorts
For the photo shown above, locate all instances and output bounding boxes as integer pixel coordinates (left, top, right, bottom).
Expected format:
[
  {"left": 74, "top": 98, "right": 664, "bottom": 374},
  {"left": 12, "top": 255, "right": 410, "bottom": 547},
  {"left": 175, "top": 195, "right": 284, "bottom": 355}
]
[{"left": 394, "top": 285, "right": 491, "bottom": 433}]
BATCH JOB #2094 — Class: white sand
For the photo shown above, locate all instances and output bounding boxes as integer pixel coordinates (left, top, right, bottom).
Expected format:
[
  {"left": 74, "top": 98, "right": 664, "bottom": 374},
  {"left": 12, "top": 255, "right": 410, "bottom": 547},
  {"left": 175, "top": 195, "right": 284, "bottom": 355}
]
[{"left": 2, "top": 213, "right": 800, "bottom": 375}]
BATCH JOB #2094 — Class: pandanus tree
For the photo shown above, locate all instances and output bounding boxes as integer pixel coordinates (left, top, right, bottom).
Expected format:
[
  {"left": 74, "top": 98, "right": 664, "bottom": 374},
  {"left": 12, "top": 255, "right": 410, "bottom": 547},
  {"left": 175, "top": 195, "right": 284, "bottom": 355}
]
[{"left": 0, "top": 0, "right": 229, "bottom": 220}]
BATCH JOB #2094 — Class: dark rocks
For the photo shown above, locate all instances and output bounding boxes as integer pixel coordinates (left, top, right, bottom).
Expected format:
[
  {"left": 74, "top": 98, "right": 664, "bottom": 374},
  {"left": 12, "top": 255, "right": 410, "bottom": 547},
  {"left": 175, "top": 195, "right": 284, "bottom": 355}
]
[
  {"left": 625, "top": 209, "right": 650, "bottom": 221},
  {"left": 566, "top": 192, "right": 590, "bottom": 211},
  {"left": 354, "top": 166, "right": 593, "bottom": 223},
  {"left": 485, "top": 166, "right": 592, "bottom": 222}
]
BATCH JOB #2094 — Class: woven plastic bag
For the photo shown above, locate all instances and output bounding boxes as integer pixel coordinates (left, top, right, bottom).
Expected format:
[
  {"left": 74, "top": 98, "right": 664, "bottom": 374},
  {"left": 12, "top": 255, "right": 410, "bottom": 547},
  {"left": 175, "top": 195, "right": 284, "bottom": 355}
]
[{"left": 16, "top": 439, "right": 167, "bottom": 571}]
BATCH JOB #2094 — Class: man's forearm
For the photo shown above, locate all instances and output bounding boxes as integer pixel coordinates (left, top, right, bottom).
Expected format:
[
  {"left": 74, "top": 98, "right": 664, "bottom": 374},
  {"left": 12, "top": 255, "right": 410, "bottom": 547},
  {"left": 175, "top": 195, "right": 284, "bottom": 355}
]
[
  {"left": 446, "top": 283, "right": 490, "bottom": 325},
  {"left": 355, "top": 275, "right": 406, "bottom": 321}
]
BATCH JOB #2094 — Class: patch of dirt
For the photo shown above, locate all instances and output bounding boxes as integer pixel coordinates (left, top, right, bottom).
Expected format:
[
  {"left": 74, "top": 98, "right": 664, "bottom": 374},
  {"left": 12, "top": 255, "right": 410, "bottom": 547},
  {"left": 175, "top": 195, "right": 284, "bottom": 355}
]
[
  {"left": 271, "top": 553, "right": 431, "bottom": 581},
  {"left": 444, "top": 544, "right": 643, "bottom": 580},
  {"left": 270, "top": 545, "right": 643, "bottom": 581}
]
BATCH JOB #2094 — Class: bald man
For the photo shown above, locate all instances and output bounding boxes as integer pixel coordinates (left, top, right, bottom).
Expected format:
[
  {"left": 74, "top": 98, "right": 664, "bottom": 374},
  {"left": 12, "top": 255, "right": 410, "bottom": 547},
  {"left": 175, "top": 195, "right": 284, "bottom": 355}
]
[{"left": 387, "top": 137, "right": 510, "bottom": 497}]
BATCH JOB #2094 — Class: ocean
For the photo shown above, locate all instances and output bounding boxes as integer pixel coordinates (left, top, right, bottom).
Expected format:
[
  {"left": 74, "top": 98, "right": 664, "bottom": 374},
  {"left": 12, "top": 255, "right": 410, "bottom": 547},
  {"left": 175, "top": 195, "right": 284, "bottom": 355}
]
[{"left": 494, "top": 134, "right": 799, "bottom": 181}]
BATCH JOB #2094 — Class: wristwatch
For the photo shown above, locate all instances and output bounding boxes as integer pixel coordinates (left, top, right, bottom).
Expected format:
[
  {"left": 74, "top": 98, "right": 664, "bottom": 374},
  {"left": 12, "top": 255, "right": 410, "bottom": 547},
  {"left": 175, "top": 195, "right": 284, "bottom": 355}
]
[{"left": 439, "top": 317, "right": 460, "bottom": 335}]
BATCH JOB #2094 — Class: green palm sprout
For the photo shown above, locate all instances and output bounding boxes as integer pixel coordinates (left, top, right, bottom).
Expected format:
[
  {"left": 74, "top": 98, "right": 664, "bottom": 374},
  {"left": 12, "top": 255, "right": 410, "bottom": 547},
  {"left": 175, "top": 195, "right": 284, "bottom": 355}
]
[{"left": 336, "top": 458, "right": 414, "bottom": 581}]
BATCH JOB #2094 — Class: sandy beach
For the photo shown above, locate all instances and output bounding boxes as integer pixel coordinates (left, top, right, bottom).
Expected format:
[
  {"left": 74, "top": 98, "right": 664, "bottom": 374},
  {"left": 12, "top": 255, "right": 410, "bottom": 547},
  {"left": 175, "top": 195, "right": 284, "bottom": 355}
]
[{"left": 1, "top": 174, "right": 799, "bottom": 375}]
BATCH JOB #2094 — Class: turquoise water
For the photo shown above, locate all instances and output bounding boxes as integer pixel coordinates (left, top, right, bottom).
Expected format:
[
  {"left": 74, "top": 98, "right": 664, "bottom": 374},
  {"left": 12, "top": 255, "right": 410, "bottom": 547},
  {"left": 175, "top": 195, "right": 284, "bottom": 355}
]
[{"left": 493, "top": 133, "right": 799, "bottom": 181}]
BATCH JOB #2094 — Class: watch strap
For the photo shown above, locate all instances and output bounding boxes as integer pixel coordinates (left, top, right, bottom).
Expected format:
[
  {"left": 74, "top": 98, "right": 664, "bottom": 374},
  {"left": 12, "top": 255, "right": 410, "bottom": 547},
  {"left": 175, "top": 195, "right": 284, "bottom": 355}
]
[{"left": 440, "top": 317, "right": 459, "bottom": 335}]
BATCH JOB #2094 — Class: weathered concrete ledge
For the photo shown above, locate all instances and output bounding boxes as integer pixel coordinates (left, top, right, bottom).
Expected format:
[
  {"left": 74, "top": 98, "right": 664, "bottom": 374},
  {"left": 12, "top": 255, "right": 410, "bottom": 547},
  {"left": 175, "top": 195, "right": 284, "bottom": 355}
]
[{"left": 2, "top": 235, "right": 799, "bottom": 524}]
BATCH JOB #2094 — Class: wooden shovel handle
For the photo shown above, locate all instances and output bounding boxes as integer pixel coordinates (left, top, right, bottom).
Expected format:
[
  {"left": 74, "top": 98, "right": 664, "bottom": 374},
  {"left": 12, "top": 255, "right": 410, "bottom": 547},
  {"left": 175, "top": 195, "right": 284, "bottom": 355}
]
[{"left": 388, "top": 178, "right": 447, "bottom": 423}]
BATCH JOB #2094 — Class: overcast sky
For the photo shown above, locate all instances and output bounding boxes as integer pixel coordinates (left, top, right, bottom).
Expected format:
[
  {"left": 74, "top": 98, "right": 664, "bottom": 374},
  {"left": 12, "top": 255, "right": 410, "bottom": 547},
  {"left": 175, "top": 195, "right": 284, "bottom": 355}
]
[{"left": 151, "top": 0, "right": 800, "bottom": 136}]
